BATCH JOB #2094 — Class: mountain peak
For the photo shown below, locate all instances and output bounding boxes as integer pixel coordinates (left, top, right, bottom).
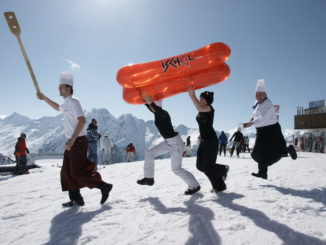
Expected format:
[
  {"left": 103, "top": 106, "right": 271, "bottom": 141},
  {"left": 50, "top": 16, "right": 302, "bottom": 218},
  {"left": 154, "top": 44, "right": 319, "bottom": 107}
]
[{"left": 2, "top": 112, "right": 32, "bottom": 126}]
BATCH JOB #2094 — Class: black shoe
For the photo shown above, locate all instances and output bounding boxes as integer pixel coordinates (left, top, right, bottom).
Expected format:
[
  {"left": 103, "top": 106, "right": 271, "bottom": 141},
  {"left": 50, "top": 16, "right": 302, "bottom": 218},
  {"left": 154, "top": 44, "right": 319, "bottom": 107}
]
[
  {"left": 98, "top": 182, "right": 113, "bottom": 205},
  {"left": 222, "top": 165, "right": 230, "bottom": 181},
  {"left": 287, "top": 145, "right": 297, "bottom": 160},
  {"left": 211, "top": 184, "right": 227, "bottom": 193},
  {"left": 184, "top": 186, "right": 201, "bottom": 195},
  {"left": 251, "top": 172, "right": 268, "bottom": 180},
  {"left": 62, "top": 200, "right": 85, "bottom": 208},
  {"left": 137, "top": 178, "right": 154, "bottom": 186}
]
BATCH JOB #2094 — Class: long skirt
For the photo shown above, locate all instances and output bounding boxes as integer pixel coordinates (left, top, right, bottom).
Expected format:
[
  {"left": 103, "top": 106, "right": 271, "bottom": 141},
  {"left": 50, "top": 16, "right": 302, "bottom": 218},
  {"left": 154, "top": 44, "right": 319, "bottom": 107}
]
[
  {"left": 61, "top": 136, "right": 102, "bottom": 191},
  {"left": 197, "top": 140, "right": 226, "bottom": 189},
  {"left": 251, "top": 123, "right": 288, "bottom": 167}
]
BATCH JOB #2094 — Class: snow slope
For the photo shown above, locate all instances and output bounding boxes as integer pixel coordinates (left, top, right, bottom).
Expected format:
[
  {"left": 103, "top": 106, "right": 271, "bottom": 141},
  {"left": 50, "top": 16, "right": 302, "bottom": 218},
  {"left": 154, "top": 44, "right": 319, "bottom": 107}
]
[{"left": 0, "top": 152, "right": 325, "bottom": 245}]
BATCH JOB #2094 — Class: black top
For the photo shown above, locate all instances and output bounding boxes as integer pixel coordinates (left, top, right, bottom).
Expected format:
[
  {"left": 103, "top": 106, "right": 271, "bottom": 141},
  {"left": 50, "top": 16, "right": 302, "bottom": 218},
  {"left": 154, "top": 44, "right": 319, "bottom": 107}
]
[
  {"left": 230, "top": 131, "right": 244, "bottom": 142},
  {"left": 146, "top": 103, "right": 178, "bottom": 139},
  {"left": 196, "top": 106, "right": 218, "bottom": 142}
]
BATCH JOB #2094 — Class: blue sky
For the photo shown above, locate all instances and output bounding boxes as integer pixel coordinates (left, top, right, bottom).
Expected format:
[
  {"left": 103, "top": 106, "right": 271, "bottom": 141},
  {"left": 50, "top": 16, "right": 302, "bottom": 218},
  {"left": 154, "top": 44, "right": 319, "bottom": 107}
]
[{"left": 1, "top": 0, "right": 325, "bottom": 131}]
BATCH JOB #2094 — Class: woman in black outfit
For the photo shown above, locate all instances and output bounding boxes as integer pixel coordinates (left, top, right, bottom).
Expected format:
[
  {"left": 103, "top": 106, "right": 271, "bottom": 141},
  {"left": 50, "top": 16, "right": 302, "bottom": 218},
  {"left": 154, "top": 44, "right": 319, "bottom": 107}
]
[{"left": 188, "top": 89, "right": 229, "bottom": 192}]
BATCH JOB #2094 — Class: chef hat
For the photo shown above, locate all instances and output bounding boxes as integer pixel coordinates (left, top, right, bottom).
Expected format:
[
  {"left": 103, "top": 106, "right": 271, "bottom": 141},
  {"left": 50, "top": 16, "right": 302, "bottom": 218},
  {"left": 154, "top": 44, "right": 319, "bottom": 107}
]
[
  {"left": 256, "top": 79, "right": 265, "bottom": 92},
  {"left": 60, "top": 71, "right": 74, "bottom": 87}
]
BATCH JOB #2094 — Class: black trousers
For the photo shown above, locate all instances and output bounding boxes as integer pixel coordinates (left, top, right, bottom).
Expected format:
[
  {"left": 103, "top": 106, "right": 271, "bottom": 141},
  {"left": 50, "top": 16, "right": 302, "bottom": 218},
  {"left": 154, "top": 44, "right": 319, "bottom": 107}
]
[
  {"left": 251, "top": 123, "right": 288, "bottom": 175},
  {"left": 230, "top": 141, "right": 241, "bottom": 157},
  {"left": 15, "top": 156, "right": 27, "bottom": 174},
  {"left": 219, "top": 143, "right": 227, "bottom": 156},
  {"left": 196, "top": 140, "right": 225, "bottom": 189},
  {"left": 243, "top": 144, "right": 250, "bottom": 153}
]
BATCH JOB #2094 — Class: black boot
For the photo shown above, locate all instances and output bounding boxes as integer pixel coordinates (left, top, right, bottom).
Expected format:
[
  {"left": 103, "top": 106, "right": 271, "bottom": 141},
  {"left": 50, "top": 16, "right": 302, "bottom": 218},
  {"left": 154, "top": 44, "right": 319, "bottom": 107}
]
[
  {"left": 62, "top": 200, "right": 85, "bottom": 208},
  {"left": 98, "top": 182, "right": 113, "bottom": 205},
  {"left": 211, "top": 183, "right": 227, "bottom": 193},
  {"left": 287, "top": 145, "right": 297, "bottom": 160},
  {"left": 137, "top": 178, "right": 154, "bottom": 186},
  {"left": 211, "top": 178, "right": 227, "bottom": 193},
  {"left": 184, "top": 186, "right": 201, "bottom": 195},
  {"left": 251, "top": 172, "right": 268, "bottom": 180},
  {"left": 63, "top": 190, "right": 85, "bottom": 208}
]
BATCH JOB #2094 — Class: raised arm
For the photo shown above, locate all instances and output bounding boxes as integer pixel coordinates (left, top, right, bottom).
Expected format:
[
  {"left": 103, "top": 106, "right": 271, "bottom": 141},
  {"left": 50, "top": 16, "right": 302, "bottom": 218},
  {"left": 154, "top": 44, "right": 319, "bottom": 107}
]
[
  {"left": 37, "top": 92, "right": 60, "bottom": 111},
  {"left": 187, "top": 88, "right": 211, "bottom": 112}
]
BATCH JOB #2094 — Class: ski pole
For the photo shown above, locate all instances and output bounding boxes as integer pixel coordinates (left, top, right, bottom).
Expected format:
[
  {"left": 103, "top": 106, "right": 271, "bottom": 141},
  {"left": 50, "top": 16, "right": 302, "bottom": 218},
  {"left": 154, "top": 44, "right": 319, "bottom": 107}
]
[{"left": 4, "top": 12, "right": 40, "bottom": 93}]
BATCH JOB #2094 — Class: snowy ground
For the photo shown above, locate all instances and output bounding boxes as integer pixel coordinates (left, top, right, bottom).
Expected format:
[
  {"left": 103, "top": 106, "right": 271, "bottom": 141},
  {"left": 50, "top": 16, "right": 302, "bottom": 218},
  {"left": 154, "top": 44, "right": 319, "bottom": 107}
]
[{"left": 0, "top": 152, "right": 325, "bottom": 245}]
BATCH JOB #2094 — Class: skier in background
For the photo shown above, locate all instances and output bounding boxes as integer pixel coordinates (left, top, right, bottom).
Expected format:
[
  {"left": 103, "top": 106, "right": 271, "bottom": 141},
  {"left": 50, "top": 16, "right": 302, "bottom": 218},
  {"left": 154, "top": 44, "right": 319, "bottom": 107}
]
[
  {"left": 218, "top": 131, "right": 228, "bottom": 157},
  {"left": 87, "top": 118, "right": 101, "bottom": 167},
  {"left": 125, "top": 143, "right": 136, "bottom": 162},
  {"left": 229, "top": 128, "right": 244, "bottom": 158},
  {"left": 243, "top": 136, "right": 250, "bottom": 153},
  {"left": 14, "top": 133, "right": 30, "bottom": 175},
  {"left": 101, "top": 132, "right": 112, "bottom": 164},
  {"left": 185, "top": 136, "right": 192, "bottom": 157}
]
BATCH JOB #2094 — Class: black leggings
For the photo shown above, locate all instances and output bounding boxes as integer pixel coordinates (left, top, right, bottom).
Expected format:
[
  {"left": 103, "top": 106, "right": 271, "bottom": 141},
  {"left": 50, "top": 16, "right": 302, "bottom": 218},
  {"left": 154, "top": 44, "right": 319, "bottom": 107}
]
[{"left": 196, "top": 140, "right": 225, "bottom": 189}]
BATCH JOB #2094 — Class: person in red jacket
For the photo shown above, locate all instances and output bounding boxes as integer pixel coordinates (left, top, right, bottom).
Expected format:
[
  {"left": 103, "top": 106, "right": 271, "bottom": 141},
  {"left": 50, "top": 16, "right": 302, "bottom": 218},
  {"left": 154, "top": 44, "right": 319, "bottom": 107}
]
[
  {"left": 125, "top": 143, "right": 136, "bottom": 162},
  {"left": 14, "top": 133, "right": 30, "bottom": 175}
]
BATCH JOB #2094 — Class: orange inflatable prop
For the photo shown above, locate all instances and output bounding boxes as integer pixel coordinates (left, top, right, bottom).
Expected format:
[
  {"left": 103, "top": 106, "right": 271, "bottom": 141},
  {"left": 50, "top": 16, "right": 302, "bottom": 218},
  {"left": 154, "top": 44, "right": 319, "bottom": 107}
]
[
  {"left": 123, "top": 63, "right": 230, "bottom": 104},
  {"left": 116, "top": 42, "right": 231, "bottom": 104}
]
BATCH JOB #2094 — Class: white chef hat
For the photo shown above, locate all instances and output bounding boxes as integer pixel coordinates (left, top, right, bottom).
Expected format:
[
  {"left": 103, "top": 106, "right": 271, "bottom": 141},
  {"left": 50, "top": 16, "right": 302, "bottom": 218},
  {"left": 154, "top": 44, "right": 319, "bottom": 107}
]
[
  {"left": 60, "top": 71, "right": 74, "bottom": 87},
  {"left": 256, "top": 79, "right": 265, "bottom": 93}
]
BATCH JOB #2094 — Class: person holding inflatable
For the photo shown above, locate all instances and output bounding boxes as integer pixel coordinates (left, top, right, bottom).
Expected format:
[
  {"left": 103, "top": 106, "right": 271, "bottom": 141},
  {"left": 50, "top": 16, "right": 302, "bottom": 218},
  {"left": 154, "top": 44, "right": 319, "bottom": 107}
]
[
  {"left": 137, "top": 97, "right": 201, "bottom": 195},
  {"left": 188, "top": 88, "right": 229, "bottom": 192}
]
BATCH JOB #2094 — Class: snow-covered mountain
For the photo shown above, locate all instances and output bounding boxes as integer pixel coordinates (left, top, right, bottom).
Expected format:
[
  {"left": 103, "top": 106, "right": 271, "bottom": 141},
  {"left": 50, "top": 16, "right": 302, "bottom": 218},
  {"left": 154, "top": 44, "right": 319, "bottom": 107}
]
[
  {"left": 0, "top": 153, "right": 14, "bottom": 164},
  {"left": 0, "top": 109, "right": 202, "bottom": 163}
]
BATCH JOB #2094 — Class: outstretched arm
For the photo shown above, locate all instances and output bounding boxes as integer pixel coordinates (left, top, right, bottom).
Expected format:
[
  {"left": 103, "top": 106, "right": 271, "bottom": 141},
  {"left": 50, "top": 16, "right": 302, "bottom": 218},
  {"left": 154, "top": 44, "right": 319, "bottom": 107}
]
[
  {"left": 243, "top": 118, "right": 254, "bottom": 128},
  {"left": 37, "top": 92, "right": 60, "bottom": 111}
]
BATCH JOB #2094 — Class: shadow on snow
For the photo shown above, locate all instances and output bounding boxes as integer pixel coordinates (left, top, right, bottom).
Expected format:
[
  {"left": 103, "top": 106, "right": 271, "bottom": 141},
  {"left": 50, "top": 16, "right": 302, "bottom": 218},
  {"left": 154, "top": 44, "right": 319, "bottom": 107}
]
[
  {"left": 215, "top": 192, "right": 326, "bottom": 245},
  {"left": 140, "top": 193, "right": 221, "bottom": 245},
  {"left": 45, "top": 205, "right": 111, "bottom": 245}
]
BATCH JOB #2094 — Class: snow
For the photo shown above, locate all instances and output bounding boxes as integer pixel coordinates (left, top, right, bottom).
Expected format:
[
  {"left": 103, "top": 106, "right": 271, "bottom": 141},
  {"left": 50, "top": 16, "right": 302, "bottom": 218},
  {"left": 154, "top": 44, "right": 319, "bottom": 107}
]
[{"left": 1, "top": 152, "right": 326, "bottom": 245}]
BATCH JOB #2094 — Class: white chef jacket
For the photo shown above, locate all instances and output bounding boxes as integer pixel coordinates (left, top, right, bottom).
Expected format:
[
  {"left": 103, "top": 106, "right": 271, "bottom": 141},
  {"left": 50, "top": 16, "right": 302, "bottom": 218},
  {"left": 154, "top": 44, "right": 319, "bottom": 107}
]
[
  {"left": 252, "top": 98, "right": 278, "bottom": 128},
  {"left": 59, "top": 95, "right": 87, "bottom": 139}
]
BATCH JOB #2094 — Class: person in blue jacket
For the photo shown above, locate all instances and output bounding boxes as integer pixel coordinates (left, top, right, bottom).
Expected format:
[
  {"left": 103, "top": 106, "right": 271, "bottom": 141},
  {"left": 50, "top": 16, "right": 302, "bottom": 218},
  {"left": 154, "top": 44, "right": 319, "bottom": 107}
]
[
  {"left": 218, "top": 131, "right": 228, "bottom": 156},
  {"left": 87, "top": 119, "right": 101, "bottom": 166}
]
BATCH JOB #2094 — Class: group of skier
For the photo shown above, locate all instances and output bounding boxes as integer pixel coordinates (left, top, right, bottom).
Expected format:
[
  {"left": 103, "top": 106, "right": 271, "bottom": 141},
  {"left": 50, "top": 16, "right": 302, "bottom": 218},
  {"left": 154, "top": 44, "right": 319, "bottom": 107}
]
[{"left": 32, "top": 71, "right": 297, "bottom": 207}]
